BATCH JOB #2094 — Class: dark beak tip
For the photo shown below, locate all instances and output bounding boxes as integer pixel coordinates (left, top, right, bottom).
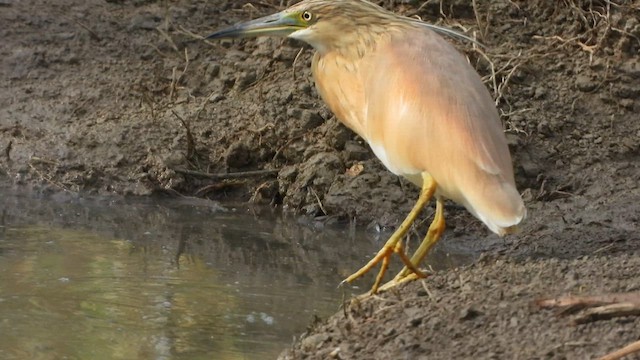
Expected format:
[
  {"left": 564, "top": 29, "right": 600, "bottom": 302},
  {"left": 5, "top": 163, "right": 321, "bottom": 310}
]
[
  {"left": 205, "top": 26, "right": 242, "bottom": 40},
  {"left": 205, "top": 32, "right": 228, "bottom": 41}
]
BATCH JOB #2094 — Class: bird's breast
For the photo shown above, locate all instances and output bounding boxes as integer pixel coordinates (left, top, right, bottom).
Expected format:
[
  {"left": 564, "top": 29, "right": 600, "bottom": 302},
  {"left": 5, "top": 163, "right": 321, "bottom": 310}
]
[{"left": 312, "top": 52, "right": 367, "bottom": 139}]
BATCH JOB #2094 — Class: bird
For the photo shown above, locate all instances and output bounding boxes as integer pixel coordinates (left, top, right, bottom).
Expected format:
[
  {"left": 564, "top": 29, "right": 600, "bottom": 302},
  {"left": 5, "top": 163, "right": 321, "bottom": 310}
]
[{"left": 206, "top": 0, "right": 526, "bottom": 294}]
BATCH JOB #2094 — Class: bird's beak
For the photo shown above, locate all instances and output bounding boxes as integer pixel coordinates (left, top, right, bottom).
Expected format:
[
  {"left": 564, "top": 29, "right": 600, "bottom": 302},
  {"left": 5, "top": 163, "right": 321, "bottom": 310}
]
[{"left": 206, "top": 12, "right": 304, "bottom": 40}]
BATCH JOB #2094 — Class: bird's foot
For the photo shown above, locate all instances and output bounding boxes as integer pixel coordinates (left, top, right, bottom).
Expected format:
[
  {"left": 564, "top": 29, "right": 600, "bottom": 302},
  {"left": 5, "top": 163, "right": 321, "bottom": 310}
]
[
  {"left": 342, "top": 240, "right": 426, "bottom": 295},
  {"left": 378, "top": 269, "right": 431, "bottom": 293},
  {"left": 341, "top": 173, "right": 438, "bottom": 295}
]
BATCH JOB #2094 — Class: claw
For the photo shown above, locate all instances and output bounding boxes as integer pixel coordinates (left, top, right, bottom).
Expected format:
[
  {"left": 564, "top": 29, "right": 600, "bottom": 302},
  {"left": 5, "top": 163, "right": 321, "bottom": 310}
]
[{"left": 343, "top": 173, "right": 437, "bottom": 294}]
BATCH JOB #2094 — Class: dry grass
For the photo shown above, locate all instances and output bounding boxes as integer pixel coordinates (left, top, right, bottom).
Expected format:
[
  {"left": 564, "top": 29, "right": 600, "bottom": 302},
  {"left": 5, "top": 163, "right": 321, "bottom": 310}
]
[{"left": 536, "top": 0, "right": 640, "bottom": 61}]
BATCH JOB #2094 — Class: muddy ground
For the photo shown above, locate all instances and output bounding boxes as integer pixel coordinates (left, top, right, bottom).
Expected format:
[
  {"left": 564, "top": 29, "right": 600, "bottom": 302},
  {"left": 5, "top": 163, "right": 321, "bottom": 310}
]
[{"left": 1, "top": 0, "right": 639, "bottom": 358}]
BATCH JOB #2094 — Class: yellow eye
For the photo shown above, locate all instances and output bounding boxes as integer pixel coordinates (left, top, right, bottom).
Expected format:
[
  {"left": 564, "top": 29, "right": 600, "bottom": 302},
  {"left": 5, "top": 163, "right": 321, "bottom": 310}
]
[{"left": 301, "top": 11, "right": 313, "bottom": 22}]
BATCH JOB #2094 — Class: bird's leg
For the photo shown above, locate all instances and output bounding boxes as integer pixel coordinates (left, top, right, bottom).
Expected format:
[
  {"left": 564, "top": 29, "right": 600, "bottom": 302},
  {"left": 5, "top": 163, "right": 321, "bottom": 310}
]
[
  {"left": 342, "top": 173, "right": 437, "bottom": 294},
  {"left": 398, "top": 197, "right": 446, "bottom": 279},
  {"left": 378, "top": 197, "right": 446, "bottom": 292}
]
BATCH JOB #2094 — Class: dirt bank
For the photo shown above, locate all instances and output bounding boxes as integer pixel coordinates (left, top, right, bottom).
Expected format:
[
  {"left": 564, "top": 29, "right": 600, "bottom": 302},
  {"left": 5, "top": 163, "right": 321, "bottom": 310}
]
[{"left": 1, "top": 0, "right": 639, "bottom": 358}]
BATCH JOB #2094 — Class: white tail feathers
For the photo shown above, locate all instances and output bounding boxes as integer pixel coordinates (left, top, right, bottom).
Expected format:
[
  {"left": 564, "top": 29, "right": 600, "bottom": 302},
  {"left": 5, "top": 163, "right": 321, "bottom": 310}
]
[{"left": 466, "top": 181, "right": 526, "bottom": 237}]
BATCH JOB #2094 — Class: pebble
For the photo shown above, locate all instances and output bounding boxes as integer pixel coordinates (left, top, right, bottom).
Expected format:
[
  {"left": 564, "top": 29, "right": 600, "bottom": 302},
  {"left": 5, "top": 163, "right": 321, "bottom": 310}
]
[
  {"left": 575, "top": 74, "right": 598, "bottom": 92},
  {"left": 301, "top": 334, "right": 329, "bottom": 351},
  {"left": 459, "top": 306, "right": 483, "bottom": 321}
]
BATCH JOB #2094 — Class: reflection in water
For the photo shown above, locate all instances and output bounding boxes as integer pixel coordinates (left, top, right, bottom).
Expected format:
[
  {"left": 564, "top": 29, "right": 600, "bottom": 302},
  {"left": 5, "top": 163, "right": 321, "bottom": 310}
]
[{"left": 0, "top": 190, "right": 474, "bottom": 359}]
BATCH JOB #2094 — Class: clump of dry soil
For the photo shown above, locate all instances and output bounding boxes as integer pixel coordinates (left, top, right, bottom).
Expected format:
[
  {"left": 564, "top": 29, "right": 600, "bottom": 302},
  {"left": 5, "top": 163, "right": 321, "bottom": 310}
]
[{"left": 1, "top": 0, "right": 639, "bottom": 358}]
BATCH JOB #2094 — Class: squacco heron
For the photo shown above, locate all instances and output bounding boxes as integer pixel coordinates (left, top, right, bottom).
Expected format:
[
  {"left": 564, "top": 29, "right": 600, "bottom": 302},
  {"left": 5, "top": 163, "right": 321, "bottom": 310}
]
[{"left": 207, "top": 0, "right": 526, "bottom": 294}]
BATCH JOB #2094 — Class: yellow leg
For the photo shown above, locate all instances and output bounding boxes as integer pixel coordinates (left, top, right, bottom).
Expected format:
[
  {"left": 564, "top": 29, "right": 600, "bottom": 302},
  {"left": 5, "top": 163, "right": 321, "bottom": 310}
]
[
  {"left": 342, "top": 173, "right": 437, "bottom": 294},
  {"left": 378, "top": 197, "right": 446, "bottom": 292}
]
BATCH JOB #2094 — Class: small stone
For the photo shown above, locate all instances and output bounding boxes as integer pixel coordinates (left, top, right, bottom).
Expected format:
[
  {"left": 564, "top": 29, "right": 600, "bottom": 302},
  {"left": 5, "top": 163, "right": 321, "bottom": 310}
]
[
  {"left": 344, "top": 141, "right": 369, "bottom": 161},
  {"left": 205, "top": 62, "right": 221, "bottom": 80},
  {"left": 533, "top": 86, "right": 547, "bottom": 99},
  {"left": 409, "top": 316, "right": 423, "bottom": 327},
  {"left": 128, "top": 13, "right": 161, "bottom": 31},
  {"left": 286, "top": 107, "right": 303, "bottom": 119},
  {"left": 575, "top": 74, "right": 598, "bottom": 92},
  {"left": 619, "top": 99, "right": 634, "bottom": 109},
  {"left": 225, "top": 142, "right": 250, "bottom": 168},
  {"left": 519, "top": 157, "right": 541, "bottom": 177},
  {"left": 510, "top": 317, "right": 518, "bottom": 328},
  {"left": 279, "top": 166, "right": 298, "bottom": 181},
  {"left": 404, "top": 306, "right": 423, "bottom": 327},
  {"left": 208, "top": 93, "right": 224, "bottom": 103},
  {"left": 300, "top": 110, "right": 324, "bottom": 130},
  {"left": 300, "top": 334, "right": 329, "bottom": 351},
  {"left": 234, "top": 71, "right": 257, "bottom": 91},
  {"left": 161, "top": 152, "right": 184, "bottom": 168},
  {"left": 326, "top": 123, "right": 352, "bottom": 150},
  {"left": 505, "top": 133, "right": 520, "bottom": 147},
  {"left": 459, "top": 306, "right": 483, "bottom": 321},
  {"left": 219, "top": 38, "right": 233, "bottom": 49},
  {"left": 536, "top": 120, "right": 551, "bottom": 135}
]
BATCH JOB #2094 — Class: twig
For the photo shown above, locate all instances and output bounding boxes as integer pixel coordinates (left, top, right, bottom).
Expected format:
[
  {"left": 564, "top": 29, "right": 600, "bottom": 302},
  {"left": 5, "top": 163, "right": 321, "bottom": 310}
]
[
  {"left": 471, "top": 0, "right": 485, "bottom": 39},
  {"left": 248, "top": 123, "right": 275, "bottom": 134},
  {"left": 495, "top": 57, "right": 521, "bottom": 106},
  {"left": 249, "top": 181, "right": 271, "bottom": 203},
  {"left": 252, "top": 1, "right": 280, "bottom": 10},
  {"left": 599, "top": 340, "right": 640, "bottom": 360},
  {"left": 28, "top": 157, "right": 71, "bottom": 193},
  {"left": 29, "top": 156, "right": 58, "bottom": 166},
  {"left": 176, "top": 25, "right": 205, "bottom": 41},
  {"left": 157, "top": 27, "right": 180, "bottom": 53},
  {"left": 193, "top": 89, "right": 222, "bottom": 120},
  {"left": 64, "top": 15, "right": 101, "bottom": 41},
  {"left": 593, "top": 243, "right": 615, "bottom": 254},
  {"left": 537, "top": 292, "right": 640, "bottom": 324},
  {"left": 420, "top": 280, "right": 435, "bottom": 301},
  {"left": 292, "top": 47, "right": 305, "bottom": 81},
  {"left": 156, "top": 4, "right": 179, "bottom": 54},
  {"left": 308, "top": 186, "right": 328, "bottom": 215},
  {"left": 549, "top": 341, "right": 596, "bottom": 352},
  {"left": 171, "top": 110, "right": 195, "bottom": 159},
  {"left": 174, "top": 168, "right": 279, "bottom": 180},
  {"left": 501, "top": 107, "right": 533, "bottom": 136},
  {"left": 474, "top": 47, "right": 498, "bottom": 102},
  {"left": 74, "top": 19, "right": 101, "bottom": 41},
  {"left": 195, "top": 181, "right": 244, "bottom": 196},
  {"left": 532, "top": 34, "right": 598, "bottom": 63},
  {"left": 272, "top": 133, "right": 305, "bottom": 161},
  {"left": 573, "top": 302, "right": 640, "bottom": 325},
  {"left": 537, "top": 292, "right": 640, "bottom": 310},
  {"left": 170, "top": 48, "right": 190, "bottom": 100}
]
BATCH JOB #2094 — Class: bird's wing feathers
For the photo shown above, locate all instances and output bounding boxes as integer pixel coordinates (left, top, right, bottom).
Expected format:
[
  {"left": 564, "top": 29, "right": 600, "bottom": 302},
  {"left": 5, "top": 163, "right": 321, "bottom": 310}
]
[
  {"left": 312, "top": 27, "right": 524, "bottom": 231},
  {"left": 361, "top": 29, "right": 524, "bottom": 230},
  {"left": 364, "top": 29, "right": 511, "bottom": 183}
]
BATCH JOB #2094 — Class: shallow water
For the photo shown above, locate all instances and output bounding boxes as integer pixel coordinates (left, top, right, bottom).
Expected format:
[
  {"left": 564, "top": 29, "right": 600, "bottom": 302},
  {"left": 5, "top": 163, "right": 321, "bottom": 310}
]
[{"left": 0, "top": 190, "right": 473, "bottom": 359}]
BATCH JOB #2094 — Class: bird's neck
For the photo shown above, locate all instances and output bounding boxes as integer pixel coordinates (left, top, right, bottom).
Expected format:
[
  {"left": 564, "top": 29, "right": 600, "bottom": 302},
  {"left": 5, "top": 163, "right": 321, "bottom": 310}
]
[{"left": 326, "top": 28, "right": 393, "bottom": 59}]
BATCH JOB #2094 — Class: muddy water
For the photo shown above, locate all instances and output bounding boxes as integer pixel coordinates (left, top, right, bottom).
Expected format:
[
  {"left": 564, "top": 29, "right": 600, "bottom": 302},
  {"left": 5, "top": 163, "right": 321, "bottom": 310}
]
[{"left": 0, "top": 190, "right": 473, "bottom": 359}]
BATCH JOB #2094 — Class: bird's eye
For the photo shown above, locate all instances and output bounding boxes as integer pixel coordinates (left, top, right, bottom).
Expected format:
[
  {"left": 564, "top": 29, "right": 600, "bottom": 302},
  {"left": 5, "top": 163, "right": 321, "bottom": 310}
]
[{"left": 301, "top": 11, "right": 313, "bottom": 22}]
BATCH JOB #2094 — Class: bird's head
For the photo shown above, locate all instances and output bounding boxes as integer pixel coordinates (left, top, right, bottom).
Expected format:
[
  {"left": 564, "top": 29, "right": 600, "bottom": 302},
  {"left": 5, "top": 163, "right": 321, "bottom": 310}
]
[
  {"left": 206, "top": 0, "right": 480, "bottom": 54},
  {"left": 206, "top": 0, "right": 398, "bottom": 54}
]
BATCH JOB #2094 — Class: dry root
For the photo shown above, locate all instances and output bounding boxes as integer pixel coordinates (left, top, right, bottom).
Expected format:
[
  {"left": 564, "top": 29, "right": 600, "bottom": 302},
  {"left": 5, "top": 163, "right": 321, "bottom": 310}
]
[{"left": 538, "top": 292, "right": 640, "bottom": 359}]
